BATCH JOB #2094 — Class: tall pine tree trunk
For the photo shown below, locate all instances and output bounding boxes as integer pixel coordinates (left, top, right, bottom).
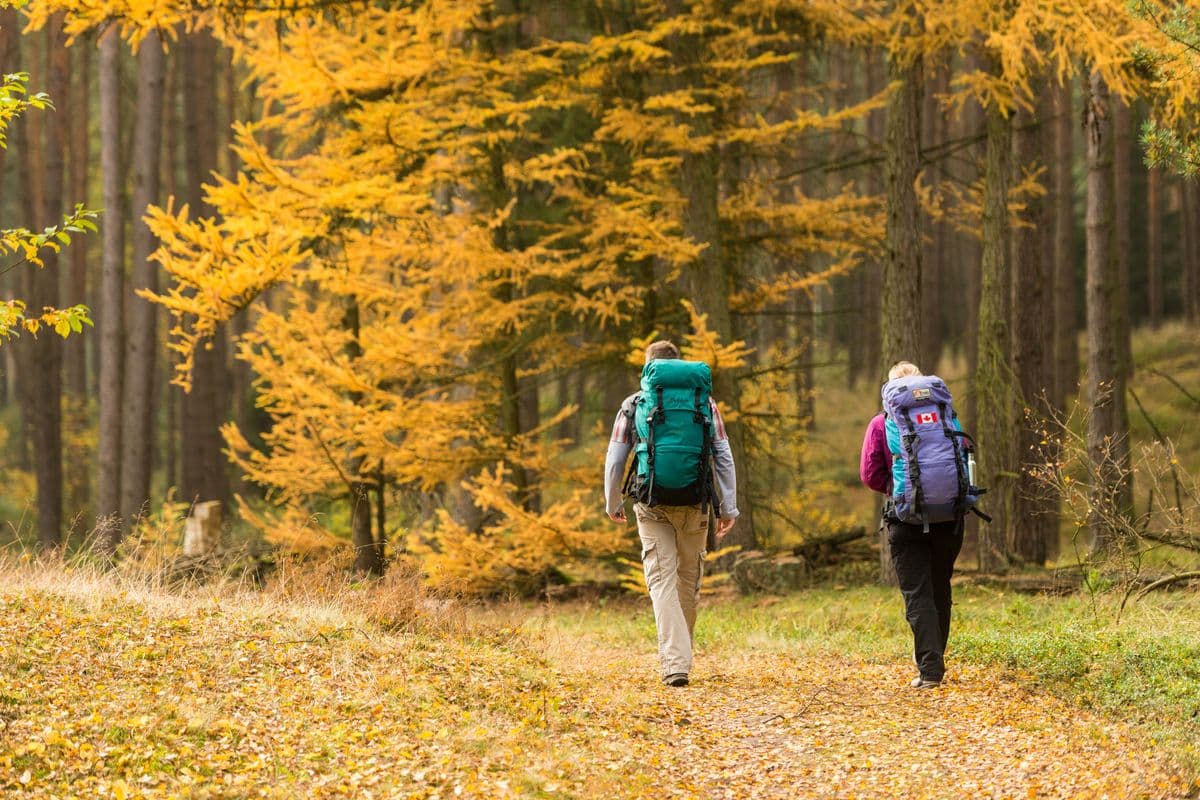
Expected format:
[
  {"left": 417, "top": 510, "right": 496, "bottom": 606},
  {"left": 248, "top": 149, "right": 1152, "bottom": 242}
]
[
  {"left": 975, "top": 101, "right": 1015, "bottom": 573},
  {"left": 0, "top": 7, "right": 14, "bottom": 420},
  {"left": 1010, "top": 96, "right": 1049, "bottom": 566},
  {"left": 1110, "top": 97, "right": 1134, "bottom": 516},
  {"left": 518, "top": 375, "right": 541, "bottom": 513},
  {"left": 1112, "top": 98, "right": 1132, "bottom": 378},
  {"left": 64, "top": 41, "right": 90, "bottom": 398},
  {"left": 919, "top": 62, "right": 947, "bottom": 371},
  {"left": 96, "top": 24, "right": 125, "bottom": 545},
  {"left": 1053, "top": 78, "right": 1079, "bottom": 413},
  {"left": 344, "top": 300, "right": 383, "bottom": 575},
  {"left": 879, "top": 52, "right": 923, "bottom": 583},
  {"left": 1084, "top": 71, "right": 1130, "bottom": 552},
  {"left": 41, "top": 15, "right": 68, "bottom": 547},
  {"left": 119, "top": 31, "right": 165, "bottom": 528},
  {"left": 180, "top": 30, "right": 229, "bottom": 508},
  {"left": 960, "top": 53, "right": 986, "bottom": 435},
  {"left": 881, "top": 56, "right": 923, "bottom": 371},
  {"left": 162, "top": 43, "right": 181, "bottom": 494},
  {"left": 854, "top": 48, "right": 884, "bottom": 389},
  {"left": 18, "top": 17, "right": 68, "bottom": 548}
]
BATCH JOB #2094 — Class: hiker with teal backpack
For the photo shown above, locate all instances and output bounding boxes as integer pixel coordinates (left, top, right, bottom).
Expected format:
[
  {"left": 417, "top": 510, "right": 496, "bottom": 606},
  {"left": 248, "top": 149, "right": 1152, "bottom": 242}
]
[
  {"left": 861, "top": 361, "right": 990, "bottom": 689},
  {"left": 604, "top": 340, "right": 739, "bottom": 687}
]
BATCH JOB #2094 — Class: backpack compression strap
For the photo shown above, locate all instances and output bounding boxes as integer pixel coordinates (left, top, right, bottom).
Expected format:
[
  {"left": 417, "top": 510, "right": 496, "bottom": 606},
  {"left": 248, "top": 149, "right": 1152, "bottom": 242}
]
[
  {"left": 940, "top": 403, "right": 968, "bottom": 518},
  {"left": 694, "top": 388, "right": 713, "bottom": 515},
  {"left": 645, "top": 387, "right": 666, "bottom": 504},
  {"left": 901, "top": 412, "right": 926, "bottom": 529},
  {"left": 620, "top": 400, "right": 638, "bottom": 499}
]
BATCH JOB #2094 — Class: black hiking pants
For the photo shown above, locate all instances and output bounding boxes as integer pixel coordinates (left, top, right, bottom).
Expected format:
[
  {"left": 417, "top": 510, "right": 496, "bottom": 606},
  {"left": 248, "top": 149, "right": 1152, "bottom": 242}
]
[{"left": 888, "top": 517, "right": 964, "bottom": 682}]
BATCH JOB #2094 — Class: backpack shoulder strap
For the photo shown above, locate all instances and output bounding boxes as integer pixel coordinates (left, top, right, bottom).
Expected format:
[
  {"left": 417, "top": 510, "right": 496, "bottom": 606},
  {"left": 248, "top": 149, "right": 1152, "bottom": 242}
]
[{"left": 620, "top": 393, "right": 641, "bottom": 498}]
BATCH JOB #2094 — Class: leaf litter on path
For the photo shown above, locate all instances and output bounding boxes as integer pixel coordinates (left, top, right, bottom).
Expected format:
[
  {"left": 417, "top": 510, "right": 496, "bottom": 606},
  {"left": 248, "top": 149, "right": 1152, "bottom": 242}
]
[{"left": 532, "top": 629, "right": 1194, "bottom": 800}]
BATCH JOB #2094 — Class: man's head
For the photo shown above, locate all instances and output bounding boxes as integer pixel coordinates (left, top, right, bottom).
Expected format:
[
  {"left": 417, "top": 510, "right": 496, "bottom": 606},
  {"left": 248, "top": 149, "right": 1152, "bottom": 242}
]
[
  {"left": 888, "top": 361, "right": 922, "bottom": 381},
  {"left": 645, "top": 340, "right": 681, "bottom": 364}
]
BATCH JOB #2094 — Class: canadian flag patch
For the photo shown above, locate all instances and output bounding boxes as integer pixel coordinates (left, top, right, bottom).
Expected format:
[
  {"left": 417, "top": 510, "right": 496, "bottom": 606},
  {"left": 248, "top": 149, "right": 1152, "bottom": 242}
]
[{"left": 916, "top": 411, "right": 939, "bottom": 425}]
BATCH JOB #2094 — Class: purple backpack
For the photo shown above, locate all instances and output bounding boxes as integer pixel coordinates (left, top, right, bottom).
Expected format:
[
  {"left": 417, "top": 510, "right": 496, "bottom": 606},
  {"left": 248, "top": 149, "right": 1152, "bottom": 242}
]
[{"left": 881, "top": 375, "right": 981, "bottom": 528}]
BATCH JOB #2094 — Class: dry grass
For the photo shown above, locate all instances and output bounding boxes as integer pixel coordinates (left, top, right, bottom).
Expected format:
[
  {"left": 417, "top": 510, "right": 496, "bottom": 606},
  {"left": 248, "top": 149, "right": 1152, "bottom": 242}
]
[
  {"left": 0, "top": 556, "right": 584, "bottom": 798},
  {"left": 2, "top": 559, "right": 1198, "bottom": 797}
]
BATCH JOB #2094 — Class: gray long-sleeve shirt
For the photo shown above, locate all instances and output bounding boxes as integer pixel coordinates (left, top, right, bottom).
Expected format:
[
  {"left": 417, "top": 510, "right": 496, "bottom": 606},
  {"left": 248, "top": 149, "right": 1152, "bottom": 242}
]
[{"left": 604, "top": 393, "right": 739, "bottom": 518}]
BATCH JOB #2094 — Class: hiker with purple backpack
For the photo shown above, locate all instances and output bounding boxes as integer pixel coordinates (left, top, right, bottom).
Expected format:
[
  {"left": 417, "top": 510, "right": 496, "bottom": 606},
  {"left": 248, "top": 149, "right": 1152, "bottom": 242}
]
[{"left": 860, "top": 361, "right": 990, "bottom": 689}]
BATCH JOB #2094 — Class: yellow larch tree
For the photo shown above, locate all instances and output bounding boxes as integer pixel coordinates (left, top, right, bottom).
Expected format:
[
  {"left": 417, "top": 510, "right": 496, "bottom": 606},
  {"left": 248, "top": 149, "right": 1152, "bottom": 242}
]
[
  {"left": 142, "top": 0, "right": 894, "bottom": 589},
  {"left": 149, "top": 2, "right": 639, "bottom": 584}
]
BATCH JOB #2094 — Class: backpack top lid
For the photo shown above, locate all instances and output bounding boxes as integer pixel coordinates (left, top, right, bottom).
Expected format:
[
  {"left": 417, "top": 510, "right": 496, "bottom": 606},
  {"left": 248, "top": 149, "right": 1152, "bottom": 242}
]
[
  {"left": 640, "top": 359, "right": 712, "bottom": 393},
  {"left": 881, "top": 374, "right": 954, "bottom": 414}
]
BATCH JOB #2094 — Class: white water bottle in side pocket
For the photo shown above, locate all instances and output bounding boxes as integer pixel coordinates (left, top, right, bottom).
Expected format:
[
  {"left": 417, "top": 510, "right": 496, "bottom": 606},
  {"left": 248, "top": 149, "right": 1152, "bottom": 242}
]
[{"left": 967, "top": 452, "right": 977, "bottom": 487}]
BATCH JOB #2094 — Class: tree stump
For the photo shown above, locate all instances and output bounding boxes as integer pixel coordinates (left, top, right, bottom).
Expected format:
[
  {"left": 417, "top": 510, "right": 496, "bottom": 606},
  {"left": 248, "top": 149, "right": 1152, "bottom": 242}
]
[{"left": 183, "top": 500, "right": 222, "bottom": 557}]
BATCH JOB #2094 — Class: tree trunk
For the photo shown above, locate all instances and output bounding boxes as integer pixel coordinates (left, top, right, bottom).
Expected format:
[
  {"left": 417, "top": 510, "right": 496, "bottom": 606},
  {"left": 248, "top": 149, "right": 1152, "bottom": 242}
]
[
  {"left": 518, "top": 373, "right": 541, "bottom": 512},
  {"left": 1053, "top": 78, "right": 1079, "bottom": 413},
  {"left": 1084, "top": 71, "right": 1131, "bottom": 552},
  {"left": 119, "top": 30, "right": 165, "bottom": 528},
  {"left": 1147, "top": 166, "right": 1163, "bottom": 328},
  {"left": 42, "top": 17, "right": 69, "bottom": 547},
  {"left": 920, "top": 62, "right": 948, "bottom": 371},
  {"left": 1110, "top": 98, "right": 1134, "bottom": 517},
  {"left": 1010, "top": 96, "right": 1049, "bottom": 566},
  {"left": 849, "top": 49, "right": 884, "bottom": 390},
  {"left": 1112, "top": 98, "right": 1132, "bottom": 378},
  {"left": 180, "top": 30, "right": 229, "bottom": 508},
  {"left": 975, "top": 101, "right": 1015, "bottom": 573},
  {"left": 0, "top": 8, "right": 14, "bottom": 421},
  {"left": 96, "top": 24, "right": 125, "bottom": 545},
  {"left": 879, "top": 52, "right": 923, "bottom": 583},
  {"left": 0, "top": 6, "right": 13, "bottom": 190},
  {"left": 0, "top": 9, "right": 19, "bottom": 457},
  {"left": 881, "top": 56, "right": 923, "bottom": 372},
  {"left": 64, "top": 40, "right": 90, "bottom": 398},
  {"left": 375, "top": 465, "right": 388, "bottom": 561},
  {"left": 959, "top": 53, "right": 986, "bottom": 435},
  {"left": 20, "top": 16, "right": 68, "bottom": 549},
  {"left": 794, "top": 291, "right": 816, "bottom": 429},
  {"left": 226, "top": 54, "right": 255, "bottom": 497},
  {"left": 343, "top": 300, "right": 383, "bottom": 575},
  {"left": 162, "top": 44, "right": 180, "bottom": 495},
  {"left": 1185, "top": 181, "right": 1200, "bottom": 324}
]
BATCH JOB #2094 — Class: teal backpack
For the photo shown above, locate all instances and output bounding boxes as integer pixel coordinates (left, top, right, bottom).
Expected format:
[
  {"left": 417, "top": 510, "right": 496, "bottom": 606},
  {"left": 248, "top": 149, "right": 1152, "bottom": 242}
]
[{"left": 621, "top": 359, "right": 716, "bottom": 509}]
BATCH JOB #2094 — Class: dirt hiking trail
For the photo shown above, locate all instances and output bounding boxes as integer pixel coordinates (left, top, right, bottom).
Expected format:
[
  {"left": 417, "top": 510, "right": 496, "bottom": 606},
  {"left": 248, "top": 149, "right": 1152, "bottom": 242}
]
[{"left": 536, "top": 628, "right": 1192, "bottom": 800}]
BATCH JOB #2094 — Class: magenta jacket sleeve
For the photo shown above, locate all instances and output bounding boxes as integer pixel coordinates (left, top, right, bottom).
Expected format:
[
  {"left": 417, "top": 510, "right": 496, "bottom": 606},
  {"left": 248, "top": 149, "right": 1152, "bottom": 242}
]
[{"left": 860, "top": 413, "right": 890, "bottom": 495}]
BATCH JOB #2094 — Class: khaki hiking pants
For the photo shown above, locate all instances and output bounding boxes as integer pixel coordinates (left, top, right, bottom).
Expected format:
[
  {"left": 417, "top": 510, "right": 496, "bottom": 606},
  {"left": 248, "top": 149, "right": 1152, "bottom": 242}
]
[{"left": 634, "top": 503, "right": 708, "bottom": 677}]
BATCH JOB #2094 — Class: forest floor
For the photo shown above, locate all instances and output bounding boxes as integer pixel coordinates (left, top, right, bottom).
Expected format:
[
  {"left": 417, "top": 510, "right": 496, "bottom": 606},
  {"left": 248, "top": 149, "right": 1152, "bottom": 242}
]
[{"left": 1, "top": 562, "right": 1198, "bottom": 799}]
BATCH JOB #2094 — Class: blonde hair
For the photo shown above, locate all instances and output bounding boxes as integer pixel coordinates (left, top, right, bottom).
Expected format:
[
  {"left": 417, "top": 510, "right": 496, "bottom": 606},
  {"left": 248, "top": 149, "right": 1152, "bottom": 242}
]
[
  {"left": 888, "top": 361, "right": 922, "bottom": 381},
  {"left": 645, "top": 340, "right": 681, "bottom": 363}
]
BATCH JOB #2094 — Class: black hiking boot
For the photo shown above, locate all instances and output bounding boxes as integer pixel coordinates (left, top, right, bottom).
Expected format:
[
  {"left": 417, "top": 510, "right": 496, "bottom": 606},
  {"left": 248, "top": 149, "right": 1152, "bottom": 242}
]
[{"left": 663, "top": 673, "right": 689, "bottom": 687}]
